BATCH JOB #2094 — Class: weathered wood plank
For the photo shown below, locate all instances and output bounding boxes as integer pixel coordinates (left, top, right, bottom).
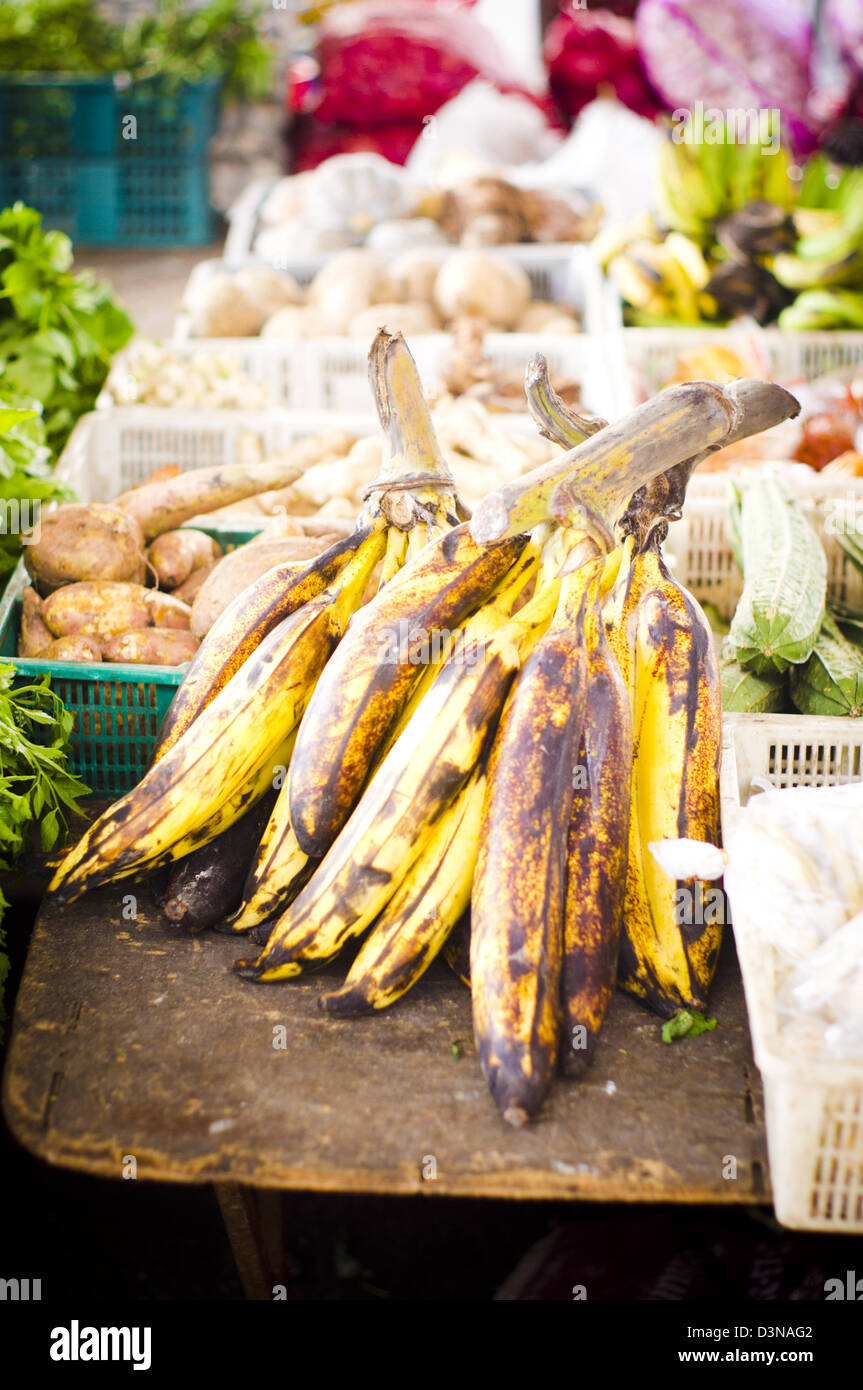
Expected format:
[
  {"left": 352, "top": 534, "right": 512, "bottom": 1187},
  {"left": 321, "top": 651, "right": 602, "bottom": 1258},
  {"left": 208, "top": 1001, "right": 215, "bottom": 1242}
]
[{"left": 2, "top": 884, "right": 767, "bottom": 1203}]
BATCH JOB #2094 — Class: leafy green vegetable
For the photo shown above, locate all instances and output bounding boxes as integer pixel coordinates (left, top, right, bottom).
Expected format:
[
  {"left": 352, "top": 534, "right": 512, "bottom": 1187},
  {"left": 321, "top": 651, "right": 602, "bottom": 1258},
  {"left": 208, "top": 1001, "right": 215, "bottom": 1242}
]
[
  {"left": 0, "top": 202, "right": 134, "bottom": 458},
  {"left": 0, "top": 663, "right": 90, "bottom": 1035},
  {"left": 0, "top": 393, "right": 74, "bottom": 580},
  {"left": 0, "top": 0, "right": 274, "bottom": 103},
  {"left": 661, "top": 1010, "right": 718, "bottom": 1044}
]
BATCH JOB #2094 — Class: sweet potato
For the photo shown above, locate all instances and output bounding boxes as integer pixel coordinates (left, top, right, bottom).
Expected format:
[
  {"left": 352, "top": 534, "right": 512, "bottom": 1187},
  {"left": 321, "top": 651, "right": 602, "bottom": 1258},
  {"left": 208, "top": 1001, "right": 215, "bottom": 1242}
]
[
  {"left": 190, "top": 537, "right": 331, "bottom": 639},
  {"left": 37, "top": 635, "right": 103, "bottom": 662},
  {"left": 18, "top": 587, "right": 53, "bottom": 656},
  {"left": 146, "top": 529, "right": 222, "bottom": 590},
  {"left": 143, "top": 591, "right": 193, "bottom": 630},
  {"left": 172, "top": 561, "right": 218, "bottom": 605},
  {"left": 114, "top": 460, "right": 305, "bottom": 541},
  {"left": 24, "top": 504, "right": 147, "bottom": 595},
  {"left": 42, "top": 581, "right": 151, "bottom": 640},
  {"left": 102, "top": 629, "right": 199, "bottom": 666}
]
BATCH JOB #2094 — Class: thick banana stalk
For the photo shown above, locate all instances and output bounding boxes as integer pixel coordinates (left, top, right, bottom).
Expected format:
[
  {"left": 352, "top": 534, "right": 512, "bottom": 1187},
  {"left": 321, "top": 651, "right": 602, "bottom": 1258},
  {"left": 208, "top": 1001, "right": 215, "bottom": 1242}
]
[
  {"left": 470, "top": 380, "right": 741, "bottom": 546},
  {"left": 560, "top": 563, "right": 632, "bottom": 1077},
  {"left": 153, "top": 526, "right": 372, "bottom": 762},
  {"left": 49, "top": 532, "right": 385, "bottom": 904},
  {"left": 471, "top": 554, "right": 593, "bottom": 1127},
  {"left": 606, "top": 539, "right": 722, "bottom": 1017},
  {"left": 288, "top": 524, "right": 526, "bottom": 857},
  {"left": 237, "top": 539, "right": 567, "bottom": 983},
  {"left": 318, "top": 769, "right": 487, "bottom": 1015}
]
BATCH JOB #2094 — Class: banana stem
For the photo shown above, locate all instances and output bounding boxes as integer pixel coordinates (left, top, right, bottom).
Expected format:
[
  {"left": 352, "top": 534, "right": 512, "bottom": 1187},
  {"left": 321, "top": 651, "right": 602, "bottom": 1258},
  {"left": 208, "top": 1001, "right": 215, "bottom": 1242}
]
[
  {"left": 619, "top": 377, "right": 802, "bottom": 550},
  {"left": 365, "top": 330, "right": 460, "bottom": 535},
  {"left": 470, "top": 380, "right": 768, "bottom": 545},
  {"left": 525, "top": 354, "right": 607, "bottom": 447}
]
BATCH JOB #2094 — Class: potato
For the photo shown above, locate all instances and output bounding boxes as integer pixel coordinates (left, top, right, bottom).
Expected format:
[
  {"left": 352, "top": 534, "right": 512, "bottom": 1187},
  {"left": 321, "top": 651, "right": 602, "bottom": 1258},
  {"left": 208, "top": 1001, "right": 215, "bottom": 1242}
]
[
  {"left": 348, "top": 302, "right": 440, "bottom": 338},
  {"left": 102, "top": 629, "right": 199, "bottom": 666},
  {"left": 172, "top": 561, "right": 218, "bottom": 605},
  {"left": 389, "top": 249, "right": 443, "bottom": 304},
  {"left": 260, "top": 306, "right": 330, "bottom": 339},
  {"left": 191, "top": 538, "right": 331, "bottom": 638},
  {"left": 434, "top": 252, "right": 531, "bottom": 329},
  {"left": 517, "top": 302, "right": 579, "bottom": 334},
  {"left": 143, "top": 591, "right": 193, "bottom": 630},
  {"left": 24, "top": 504, "right": 147, "bottom": 596},
  {"left": 183, "top": 271, "right": 262, "bottom": 338},
  {"left": 18, "top": 586, "right": 53, "bottom": 656},
  {"left": 38, "top": 635, "right": 103, "bottom": 663},
  {"left": 146, "top": 529, "right": 222, "bottom": 590},
  {"left": 42, "top": 581, "right": 152, "bottom": 640}
]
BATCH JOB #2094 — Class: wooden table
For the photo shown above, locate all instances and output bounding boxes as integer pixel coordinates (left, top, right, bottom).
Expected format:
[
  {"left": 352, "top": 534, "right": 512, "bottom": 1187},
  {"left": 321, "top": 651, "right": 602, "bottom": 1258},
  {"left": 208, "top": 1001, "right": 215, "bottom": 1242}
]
[{"left": 2, "top": 882, "right": 769, "bottom": 1296}]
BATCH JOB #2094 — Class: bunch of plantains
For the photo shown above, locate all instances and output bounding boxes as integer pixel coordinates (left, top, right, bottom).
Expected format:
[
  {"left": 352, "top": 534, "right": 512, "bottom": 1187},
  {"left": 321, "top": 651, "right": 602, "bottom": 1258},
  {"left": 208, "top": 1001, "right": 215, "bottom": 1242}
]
[{"left": 50, "top": 333, "right": 800, "bottom": 1125}]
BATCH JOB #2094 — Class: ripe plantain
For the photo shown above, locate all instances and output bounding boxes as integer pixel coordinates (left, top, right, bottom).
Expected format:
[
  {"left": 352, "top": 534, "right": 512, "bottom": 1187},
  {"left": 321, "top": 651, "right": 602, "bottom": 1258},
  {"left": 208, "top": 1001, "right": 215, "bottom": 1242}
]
[
  {"left": 606, "top": 537, "right": 722, "bottom": 1017},
  {"left": 237, "top": 535, "right": 568, "bottom": 983},
  {"left": 153, "top": 526, "right": 372, "bottom": 762},
  {"left": 560, "top": 561, "right": 632, "bottom": 1077},
  {"left": 319, "top": 767, "right": 487, "bottom": 1015},
  {"left": 162, "top": 791, "right": 278, "bottom": 934},
  {"left": 470, "top": 549, "right": 594, "bottom": 1126},
  {"left": 288, "top": 524, "right": 526, "bottom": 857},
  {"left": 49, "top": 530, "right": 385, "bottom": 904},
  {"left": 224, "top": 777, "right": 312, "bottom": 934}
]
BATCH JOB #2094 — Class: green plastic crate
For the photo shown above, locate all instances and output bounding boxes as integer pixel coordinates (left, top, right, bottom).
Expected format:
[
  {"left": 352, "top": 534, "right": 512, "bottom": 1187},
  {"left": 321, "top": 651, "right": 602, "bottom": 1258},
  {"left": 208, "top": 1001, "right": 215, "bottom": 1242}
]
[
  {"left": 0, "top": 526, "right": 261, "bottom": 797},
  {"left": 0, "top": 75, "right": 220, "bottom": 160}
]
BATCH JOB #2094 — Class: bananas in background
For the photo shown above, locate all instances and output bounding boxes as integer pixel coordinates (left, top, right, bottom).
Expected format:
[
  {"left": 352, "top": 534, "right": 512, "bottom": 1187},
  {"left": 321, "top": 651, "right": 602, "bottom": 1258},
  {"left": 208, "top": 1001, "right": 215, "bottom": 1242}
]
[{"left": 596, "top": 122, "right": 863, "bottom": 330}]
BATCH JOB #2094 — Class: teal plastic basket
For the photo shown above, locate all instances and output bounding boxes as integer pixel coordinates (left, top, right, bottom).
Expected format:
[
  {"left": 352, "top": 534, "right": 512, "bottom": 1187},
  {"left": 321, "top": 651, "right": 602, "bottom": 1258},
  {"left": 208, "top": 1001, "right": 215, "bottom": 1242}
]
[
  {"left": 0, "top": 525, "right": 261, "bottom": 796},
  {"left": 0, "top": 155, "right": 213, "bottom": 247},
  {"left": 0, "top": 74, "right": 220, "bottom": 159}
]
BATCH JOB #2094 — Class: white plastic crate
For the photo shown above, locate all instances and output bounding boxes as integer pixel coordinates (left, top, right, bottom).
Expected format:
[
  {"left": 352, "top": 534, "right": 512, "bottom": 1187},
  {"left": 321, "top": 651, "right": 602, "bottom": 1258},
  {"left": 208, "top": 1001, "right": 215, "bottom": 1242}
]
[
  {"left": 55, "top": 406, "right": 376, "bottom": 501},
  {"left": 720, "top": 713, "right": 863, "bottom": 1231},
  {"left": 618, "top": 324, "right": 863, "bottom": 412},
  {"left": 163, "top": 321, "right": 625, "bottom": 422},
  {"left": 667, "top": 487, "right": 863, "bottom": 620}
]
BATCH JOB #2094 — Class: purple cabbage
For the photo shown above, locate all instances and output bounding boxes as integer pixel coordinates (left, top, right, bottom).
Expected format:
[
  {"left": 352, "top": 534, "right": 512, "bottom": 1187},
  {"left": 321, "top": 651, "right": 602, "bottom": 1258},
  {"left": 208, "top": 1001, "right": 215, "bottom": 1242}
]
[{"left": 635, "top": 0, "right": 816, "bottom": 154}]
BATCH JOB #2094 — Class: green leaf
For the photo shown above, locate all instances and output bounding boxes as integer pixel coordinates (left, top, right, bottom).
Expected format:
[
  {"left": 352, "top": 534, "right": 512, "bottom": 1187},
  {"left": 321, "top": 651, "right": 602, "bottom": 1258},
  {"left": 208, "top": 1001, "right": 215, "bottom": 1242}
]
[
  {"left": 0, "top": 407, "right": 38, "bottom": 433},
  {"left": 40, "top": 808, "right": 60, "bottom": 853},
  {"left": 661, "top": 1011, "right": 718, "bottom": 1043}
]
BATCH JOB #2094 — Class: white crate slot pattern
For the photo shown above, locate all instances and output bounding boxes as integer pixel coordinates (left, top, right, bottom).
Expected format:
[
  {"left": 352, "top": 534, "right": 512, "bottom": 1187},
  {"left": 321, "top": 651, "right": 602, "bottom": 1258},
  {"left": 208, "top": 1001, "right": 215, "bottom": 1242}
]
[{"left": 720, "top": 714, "right": 863, "bottom": 1231}]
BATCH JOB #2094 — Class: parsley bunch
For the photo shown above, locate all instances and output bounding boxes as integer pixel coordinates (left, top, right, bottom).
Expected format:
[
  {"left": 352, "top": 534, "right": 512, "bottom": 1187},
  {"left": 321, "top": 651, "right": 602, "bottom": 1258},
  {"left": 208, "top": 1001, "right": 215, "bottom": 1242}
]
[
  {"left": 0, "top": 401, "right": 74, "bottom": 581},
  {"left": 0, "top": 664, "right": 90, "bottom": 1032},
  {"left": 0, "top": 204, "right": 134, "bottom": 459}
]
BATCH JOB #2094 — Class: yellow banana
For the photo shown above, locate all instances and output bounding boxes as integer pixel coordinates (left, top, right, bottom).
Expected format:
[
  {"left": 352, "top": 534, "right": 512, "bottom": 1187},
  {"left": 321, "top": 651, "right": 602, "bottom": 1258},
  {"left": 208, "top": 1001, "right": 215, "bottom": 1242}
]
[
  {"left": 319, "top": 768, "right": 486, "bottom": 1015},
  {"left": 237, "top": 534, "right": 567, "bottom": 983},
  {"left": 470, "top": 551, "right": 594, "bottom": 1126},
  {"left": 606, "top": 537, "right": 722, "bottom": 1017},
  {"left": 49, "top": 530, "right": 385, "bottom": 904},
  {"left": 287, "top": 524, "right": 526, "bottom": 857},
  {"left": 560, "top": 562, "right": 632, "bottom": 1077}
]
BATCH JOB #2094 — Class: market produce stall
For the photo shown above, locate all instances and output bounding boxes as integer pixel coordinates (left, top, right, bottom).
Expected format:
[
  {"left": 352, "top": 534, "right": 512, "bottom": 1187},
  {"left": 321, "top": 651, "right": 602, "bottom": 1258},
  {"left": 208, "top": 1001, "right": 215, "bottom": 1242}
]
[{"left": 4, "top": 0, "right": 863, "bottom": 1311}]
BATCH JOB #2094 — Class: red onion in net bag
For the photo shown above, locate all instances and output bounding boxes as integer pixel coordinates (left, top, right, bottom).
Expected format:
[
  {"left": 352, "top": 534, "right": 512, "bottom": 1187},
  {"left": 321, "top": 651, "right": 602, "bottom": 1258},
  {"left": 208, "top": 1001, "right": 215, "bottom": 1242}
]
[
  {"left": 292, "top": 119, "right": 425, "bottom": 172},
  {"left": 635, "top": 0, "right": 816, "bottom": 154},
  {"left": 545, "top": 7, "right": 664, "bottom": 123},
  {"left": 311, "top": 2, "right": 528, "bottom": 126}
]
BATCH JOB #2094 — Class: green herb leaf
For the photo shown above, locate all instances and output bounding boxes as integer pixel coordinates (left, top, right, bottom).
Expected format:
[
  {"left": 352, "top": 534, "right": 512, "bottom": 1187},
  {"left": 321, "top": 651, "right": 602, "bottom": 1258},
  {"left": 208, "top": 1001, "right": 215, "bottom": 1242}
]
[{"left": 661, "top": 1010, "right": 718, "bottom": 1043}]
